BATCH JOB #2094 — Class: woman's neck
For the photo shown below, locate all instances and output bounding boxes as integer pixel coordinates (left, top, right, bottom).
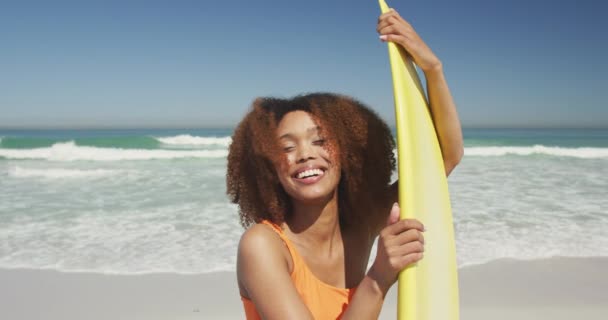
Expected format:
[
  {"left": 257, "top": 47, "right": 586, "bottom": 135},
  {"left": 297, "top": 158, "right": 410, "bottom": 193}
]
[{"left": 285, "top": 192, "right": 342, "bottom": 256}]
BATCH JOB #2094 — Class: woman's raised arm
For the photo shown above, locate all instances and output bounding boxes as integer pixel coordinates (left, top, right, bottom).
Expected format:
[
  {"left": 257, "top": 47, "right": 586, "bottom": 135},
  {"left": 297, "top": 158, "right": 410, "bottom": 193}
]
[{"left": 377, "top": 8, "right": 464, "bottom": 177}]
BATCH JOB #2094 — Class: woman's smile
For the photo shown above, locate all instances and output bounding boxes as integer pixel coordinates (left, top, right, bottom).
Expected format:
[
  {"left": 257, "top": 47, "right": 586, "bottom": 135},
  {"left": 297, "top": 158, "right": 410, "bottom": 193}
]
[
  {"left": 292, "top": 166, "right": 326, "bottom": 184},
  {"left": 275, "top": 110, "right": 341, "bottom": 203}
]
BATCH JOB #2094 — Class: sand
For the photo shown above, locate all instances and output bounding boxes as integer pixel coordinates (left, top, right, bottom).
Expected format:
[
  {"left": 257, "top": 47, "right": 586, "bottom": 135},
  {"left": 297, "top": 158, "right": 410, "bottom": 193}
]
[{"left": 1, "top": 257, "right": 606, "bottom": 319}]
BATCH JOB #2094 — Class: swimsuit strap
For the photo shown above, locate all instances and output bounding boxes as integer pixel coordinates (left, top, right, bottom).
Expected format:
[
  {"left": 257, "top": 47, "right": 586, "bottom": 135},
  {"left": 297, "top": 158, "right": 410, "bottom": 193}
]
[
  {"left": 241, "top": 220, "right": 354, "bottom": 320},
  {"left": 260, "top": 220, "right": 300, "bottom": 269},
  {"left": 259, "top": 220, "right": 351, "bottom": 295}
]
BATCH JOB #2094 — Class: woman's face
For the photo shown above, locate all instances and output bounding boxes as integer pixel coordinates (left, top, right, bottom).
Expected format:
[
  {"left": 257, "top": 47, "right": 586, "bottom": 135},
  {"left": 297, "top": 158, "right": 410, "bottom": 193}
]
[{"left": 275, "top": 111, "right": 341, "bottom": 205}]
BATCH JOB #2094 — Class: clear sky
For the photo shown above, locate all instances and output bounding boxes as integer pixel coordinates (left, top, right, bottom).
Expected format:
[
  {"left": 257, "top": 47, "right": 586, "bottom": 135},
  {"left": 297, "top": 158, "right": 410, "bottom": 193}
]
[{"left": 1, "top": 0, "right": 607, "bottom": 129}]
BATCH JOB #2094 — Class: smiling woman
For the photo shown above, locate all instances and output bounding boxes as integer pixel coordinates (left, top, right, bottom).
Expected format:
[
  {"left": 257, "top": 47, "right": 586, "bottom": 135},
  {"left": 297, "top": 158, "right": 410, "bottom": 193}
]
[
  {"left": 225, "top": 8, "right": 463, "bottom": 319},
  {"left": 226, "top": 93, "right": 396, "bottom": 230},
  {"left": 226, "top": 93, "right": 404, "bottom": 319}
]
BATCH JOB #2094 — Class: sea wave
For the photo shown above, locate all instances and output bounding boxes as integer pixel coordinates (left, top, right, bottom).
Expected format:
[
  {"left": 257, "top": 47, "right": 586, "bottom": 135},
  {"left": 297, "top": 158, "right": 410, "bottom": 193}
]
[
  {"left": 0, "top": 203, "right": 242, "bottom": 275},
  {"left": 2, "top": 142, "right": 606, "bottom": 162},
  {"left": 465, "top": 145, "right": 608, "bottom": 159},
  {"left": 9, "top": 166, "right": 122, "bottom": 179},
  {"left": 155, "top": 135, "right": 231, "bottom": 147},
  {"left": 0, "top": 141, "right": 228, "bottom": 161}
]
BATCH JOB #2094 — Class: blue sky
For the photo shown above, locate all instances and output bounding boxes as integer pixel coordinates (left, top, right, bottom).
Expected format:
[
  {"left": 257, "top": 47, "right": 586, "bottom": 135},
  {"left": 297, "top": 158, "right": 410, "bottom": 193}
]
[{"left": 1, "top": 0, "right": 607, "bottom": 129}]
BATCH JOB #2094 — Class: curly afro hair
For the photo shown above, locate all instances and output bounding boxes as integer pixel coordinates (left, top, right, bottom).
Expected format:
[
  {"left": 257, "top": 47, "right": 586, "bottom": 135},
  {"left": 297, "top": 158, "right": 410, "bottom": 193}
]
[{"left": 227, "top": 93, "right": 396, "bottom": 229}]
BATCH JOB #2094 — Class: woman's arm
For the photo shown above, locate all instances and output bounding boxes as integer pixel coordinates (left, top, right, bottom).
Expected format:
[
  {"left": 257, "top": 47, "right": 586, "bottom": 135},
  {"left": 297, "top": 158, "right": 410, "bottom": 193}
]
[
  {"left": 342, "top": 203, "right": 425, "bottom": 319},
  {"left": 425, "top": 65, "right": 464, "bottom": 176},
  {"left": 378, "top": 8, "right": 464, "bottom": 177},
  {"left": 239, "top": 206, "right": 423, "bottom": 320},
  {"left": 377, "top": 8, "right": 464, "bottom": 215},
  {"left": 238, "top": 225, "right": 314, "bottom": 320}
]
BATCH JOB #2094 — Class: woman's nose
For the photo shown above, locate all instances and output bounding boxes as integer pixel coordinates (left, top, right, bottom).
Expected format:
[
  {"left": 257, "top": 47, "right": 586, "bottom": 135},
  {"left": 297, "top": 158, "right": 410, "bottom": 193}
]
[{"left": 296, "top": 144, "right": 315, "bottom": 163}]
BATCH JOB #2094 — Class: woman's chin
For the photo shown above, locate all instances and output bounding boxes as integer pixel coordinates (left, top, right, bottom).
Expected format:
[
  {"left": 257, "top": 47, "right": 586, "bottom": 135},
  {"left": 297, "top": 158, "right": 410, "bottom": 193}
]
[{"left": 291, "top": 189, "right": 337, "bottom": 206}]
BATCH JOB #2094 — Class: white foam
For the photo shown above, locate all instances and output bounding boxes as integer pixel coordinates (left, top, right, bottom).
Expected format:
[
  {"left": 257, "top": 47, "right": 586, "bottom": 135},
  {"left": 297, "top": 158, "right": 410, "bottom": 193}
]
[
  {"left": 1, "top": 142, "right": 606, "bottom": 275},
  {"left": 465, "top": 145, "right": 608, "bottom": 159},
  {"left": 9, "top": 166, "right": 120, "bottom": 179},
  {"left": 0, "top": 202, "right": 242, "bottom": 275},
  {"left": 0, "top": 141, "right": 228, "bottom": 161},
  {"left": 155, "top": 135, "right": 231, "bottom": 147}
]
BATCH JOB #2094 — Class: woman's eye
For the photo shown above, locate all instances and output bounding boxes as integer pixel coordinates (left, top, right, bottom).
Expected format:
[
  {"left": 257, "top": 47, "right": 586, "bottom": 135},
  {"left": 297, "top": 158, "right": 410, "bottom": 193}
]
[
  {"left": 283, "top": 146, "right": 295, "bottom": 152},
  {"left": 313, "top": 139, "right": 325, "bottom": 146}
]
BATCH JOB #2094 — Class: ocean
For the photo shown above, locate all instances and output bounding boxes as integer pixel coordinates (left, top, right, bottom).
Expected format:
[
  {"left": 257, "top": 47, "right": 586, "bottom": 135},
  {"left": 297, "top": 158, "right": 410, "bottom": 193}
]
[{"left": 1, "top": 128, "right": 607, "bottom": 274}]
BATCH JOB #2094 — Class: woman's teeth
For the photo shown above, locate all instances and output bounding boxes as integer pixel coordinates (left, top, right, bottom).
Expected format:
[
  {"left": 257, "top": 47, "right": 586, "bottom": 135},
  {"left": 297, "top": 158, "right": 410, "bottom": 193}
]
[{"left": 296, "top": 169, "right": 324, "bottom": 179}]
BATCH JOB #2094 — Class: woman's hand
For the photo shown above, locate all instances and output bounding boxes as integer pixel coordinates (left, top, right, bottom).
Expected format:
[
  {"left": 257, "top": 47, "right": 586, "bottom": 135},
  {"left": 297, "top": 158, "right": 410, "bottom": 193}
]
[
  {"left": 368, "top": 203, "right": 425, "bottom": 294},
  {"left": 377, "top": 8, "right": 442, "bottom": 74}
]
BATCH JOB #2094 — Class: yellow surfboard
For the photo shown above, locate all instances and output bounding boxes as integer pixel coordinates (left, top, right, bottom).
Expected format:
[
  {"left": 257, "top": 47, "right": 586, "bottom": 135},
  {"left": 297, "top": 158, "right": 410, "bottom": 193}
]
[{"left": 378, "top": 1, "right": 460, "bottom": 319}]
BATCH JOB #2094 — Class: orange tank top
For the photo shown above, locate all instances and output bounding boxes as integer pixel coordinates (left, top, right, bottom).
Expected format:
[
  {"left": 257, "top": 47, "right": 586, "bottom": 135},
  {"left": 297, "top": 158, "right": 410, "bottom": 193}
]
[{"left": 241, "top": 220, "right": 356, "bottom": 319}]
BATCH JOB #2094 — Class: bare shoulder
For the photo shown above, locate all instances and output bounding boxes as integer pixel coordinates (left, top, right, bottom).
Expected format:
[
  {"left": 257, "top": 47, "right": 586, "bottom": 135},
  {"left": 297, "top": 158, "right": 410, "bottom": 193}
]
[
  {"left": 236, "top": 224, "right": 313, "bottom": 319},
  {"left": 237, "top": 224, "right": 291, "bottom": 297},
  {"left": 238, "top": 224, "right": 288, "bottom": 260}
]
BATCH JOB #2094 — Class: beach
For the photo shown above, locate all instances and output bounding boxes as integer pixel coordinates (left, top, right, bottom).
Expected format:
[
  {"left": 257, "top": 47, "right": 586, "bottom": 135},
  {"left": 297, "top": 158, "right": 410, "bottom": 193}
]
[
  {"left": 455, "top": 257, "right": 608, "bottom": 320},
  {"left": 1, "top": 256, "right": 606, "bottom": 319},
  {"left": 1, "top": 128, "right": 607, "bottom": 319},
  {"left": 2, "top": 0, "right": 607, "bottom": 317}
]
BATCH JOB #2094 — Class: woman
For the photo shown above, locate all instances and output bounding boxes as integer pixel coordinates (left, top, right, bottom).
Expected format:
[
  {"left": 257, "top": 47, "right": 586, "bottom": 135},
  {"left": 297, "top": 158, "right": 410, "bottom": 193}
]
[{"left": 227, "top": 9, "right": 463, "bottom": 319}]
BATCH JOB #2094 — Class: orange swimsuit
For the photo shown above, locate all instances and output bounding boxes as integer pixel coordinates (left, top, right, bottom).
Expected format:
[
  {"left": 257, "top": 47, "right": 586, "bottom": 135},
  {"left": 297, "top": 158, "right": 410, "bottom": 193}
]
[{"left": 241, "top": 220, "right": 357, "bottom": 319}]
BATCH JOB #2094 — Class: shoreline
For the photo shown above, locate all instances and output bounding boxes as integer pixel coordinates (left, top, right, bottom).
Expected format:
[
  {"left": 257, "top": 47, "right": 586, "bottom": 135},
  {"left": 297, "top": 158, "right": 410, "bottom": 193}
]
[{"left": 1, "top": 257, "right": 606, "bottom": 320}]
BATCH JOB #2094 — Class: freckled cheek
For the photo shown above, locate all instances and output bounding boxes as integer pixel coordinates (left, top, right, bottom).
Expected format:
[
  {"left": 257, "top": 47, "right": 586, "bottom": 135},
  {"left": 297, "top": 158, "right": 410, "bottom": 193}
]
[
  {"left": 324, "top": 145, "right": 340, "bottom": 168},
  {"left": 275, "top": 155, "right": 295, "bottom": 177},
  {"left": 281, "top": 153, "right": 299, "bottom": 171}
]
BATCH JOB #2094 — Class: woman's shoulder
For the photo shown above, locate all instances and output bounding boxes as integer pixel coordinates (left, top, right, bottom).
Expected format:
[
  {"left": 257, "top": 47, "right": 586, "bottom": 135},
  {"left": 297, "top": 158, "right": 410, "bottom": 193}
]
[
  {"left": 239, "top": 223, "right": 285, "bottom": 252},
  {"left": 237, "top": 222, "right": 294, "bottom": 295},
  {"left": 238, "top": 223, "right": 290, "bottom": 262}
]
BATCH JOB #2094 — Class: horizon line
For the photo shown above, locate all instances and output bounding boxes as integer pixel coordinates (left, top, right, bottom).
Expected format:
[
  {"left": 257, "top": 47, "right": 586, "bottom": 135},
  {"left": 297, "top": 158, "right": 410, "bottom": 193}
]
[{"left": 1, "top": 125, "right": 607, "bottom": 131}]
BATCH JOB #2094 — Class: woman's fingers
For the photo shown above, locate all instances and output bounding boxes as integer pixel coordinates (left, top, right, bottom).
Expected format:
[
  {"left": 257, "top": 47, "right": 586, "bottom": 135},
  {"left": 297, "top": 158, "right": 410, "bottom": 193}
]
[
  {"left": 392, "top": 252, "right": 424, "bottom": 270},
  {"left": 386, "top": 240, "right": 424, "bottom": 271},
  {"left": 382, "top": 218, "right": 424, "bottom": 237},
  {"left": 376, "top": 16, "right": 397, "bottom": 32},
  {"left": 371, "top": 210, "right": 426, "bottom": 289},
  {"left": 380, "top": 34, "right": 412, "bottom": 50},
  {"left": 389, "top": 8, "right": 412, "bottom": 28},
  {"left": 376, "top": 8, "right": 441, "bottom": 73},
  {"left": 387, "top": 240, "right": 425, "bottom": 257},
  {"left": 378, "top": 24, "right": 403, "bottom": 37},
  {"left": 377, "top": 10, "right": 418, "bottom": 52},
  {"left": 378, "top": 8, "right": 404, "bottom": 23},
  {"left": 386, "top": 203, "right": 401, "bottom": 226},
  {"left": 377, "top": 9, "right": 413, "bottom": 32},
  {"left": 380, "top": 216, "right": 425, "bottom": 266},
  {"left": 388, "top": 228, "right": 425, "bottom": 246},
  {"left": 377, "top": 204, "right": 425, "bottom": 275}
]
